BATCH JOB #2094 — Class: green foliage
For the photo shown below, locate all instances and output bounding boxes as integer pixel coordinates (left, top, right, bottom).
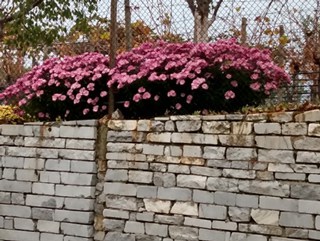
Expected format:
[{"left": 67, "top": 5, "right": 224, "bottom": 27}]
[{"left": 0, "top": 0, "right": 97, "bottom": 50}]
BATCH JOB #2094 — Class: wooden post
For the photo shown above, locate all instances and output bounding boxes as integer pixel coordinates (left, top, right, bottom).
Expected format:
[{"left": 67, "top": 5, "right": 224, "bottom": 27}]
[
  {"left": 240, "top": 17, "right": 247, "bottom": 45},
  {"left": 108, "top": 0, "right": 118, "bottom": 117},
  {"left": 125, "top": 0, "right": 132, "bottom": 51}
]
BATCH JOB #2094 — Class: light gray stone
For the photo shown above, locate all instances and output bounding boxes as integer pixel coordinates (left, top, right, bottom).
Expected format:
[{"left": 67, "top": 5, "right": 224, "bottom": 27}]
[
  {"left": 147, "top": 133, "right": 171, "bottom": 143},
  {"left": 103, "top": 219, "right": 125, "bottom": 231},
  {"left": 202, "top": 121, "right": 230, "bottom": 134},
  {"left": 279, "top": 212, "right": 314, "bottom": 228},
  {"left": 293, "top": 136, "right": 320, "bottom": 151},
  {"left": 153, "top": 173, "right": 176, "bottom": 187},
  {"left": 226, "top": 148, "right": 257, "bottom": 161},
  {"left": 254, "top": 123, "right": 281, "bottom": 134},
  {"left": 256, "top": 136, "right": 293, "bottom": 149},
  {"left": 145, "top": 223, "right": 168, "bottom": 237},
  {"left": 60, "top": 223, "right": 94, "bottom": 237},
  {"left": 251, "top": 209, "right": 279, "bottom": 225},
  {"left": 207, "top": 177, "right": 238, "bottom": 192},
  {"left": 199, "top": 229, "right": 228, "bottom": 241},
  {"left": 308, "top": 123, "right": 320, "bottom": 136},
  {"left": 157, "top": 187, "right": 191, "bottom": 201},
  {"left": 26, "top": 195, "right": 64, "bottom": 208},
  {"left": 184, "top": 217, "right": 211, "bottom": 229},
  {"left": 137, "top": 186, "right": 157, "bottom": 199},
  {"left": 183, "top": 145, "right": 202, "bottom": 157},
  {"left": 193, "top": 190, "right": 214, "bottom": 204},
  {"left": 105, "top": 170, "right": 128, "bottom": 182},
  {"left": 54, "top": 210, "right": 93, "bottom": 224},
  {"left": 282, "top": 123, "right": 307, "bottom": 135},
  {"left": 14, "top": 218, "right": 35, "bottom": 231},
  {"left": 238, "top": 180, "right": 290, "bottom": 197},
  {"left": 37, "top": 220, "right": 60, "bottom": 233},
  {"left": 236, "top": 194, "right": 259, "bottom": 208},
  {"left": 228, "top": 207, "right": 250, "bottom": 222},
  {"left": 176, "top": 120, "right": 201, "bottom": 132},
  {"left": 170, "top": 202, "right": 198, "bottom": 216},
  {"left": 169, "top": 226, "right": 198, "bottom": 241},
  {"left": 211, "top": 221, "right": 237, "bottom": 231},
  {"left": 154, "top": 215, "right": 184, "bottom": 225},
  {"left": 103, "top": 209, "right": 129, "bottom": 219},
  {"left": 177, "top": 174, "right": 206, "bottom": 189},
  {"left": 104, "top": 183, "right": 137, "bottom": 196},
  {"left": 219, "top": 135, "right": 254, "bottom": 147},
  {"left": 124, "top": 221, "right": 144, "bottom": 234},
  {"left": 129, "top": 171, "right": 153, "bottom": 184},
  {"left": 144, "top": 199, "right": 171, "bottom": 214},
  {"left": 199, "top": 204, "right": 227, "bottom": 220},
  {"left": 223, "top": 169, "right": 256, "bottom": 179},
  {"left": 232, "top": 122, "right": 253, "bottom": 135},
  {"left": 260, "top": 196, "right": 298, "bottom": 212},
  {"left": 106, "top": 196, "right": 137, "bottom": 211},
  {"left": 291, "top": 183, "right": 320, "bottom": 200},
  {"left": 104, "top": 232, "right": 135, "bottom": 241},
  {"left": 214, "top": 192, "right": 236, "bottom": 206}
]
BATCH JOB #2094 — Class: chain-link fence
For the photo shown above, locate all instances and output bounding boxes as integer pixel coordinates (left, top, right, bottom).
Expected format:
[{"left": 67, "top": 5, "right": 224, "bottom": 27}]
[{"left": 0, "top": 0, "right": 320, "bottom": 104}]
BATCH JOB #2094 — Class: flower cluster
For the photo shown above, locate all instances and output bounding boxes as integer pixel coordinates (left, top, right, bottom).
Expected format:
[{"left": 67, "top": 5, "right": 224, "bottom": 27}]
[
  {"left": 0, "top": 105, "right": 24, "bottom": 124},
  {"left": 0, "top": 39, "right": 290, "bottom": 120},
  {"left": 0, "top": 52, "right": 110, "bottom": 120},
  {"left": 112, "top": 39, "right": 290, "bottom": 118}
]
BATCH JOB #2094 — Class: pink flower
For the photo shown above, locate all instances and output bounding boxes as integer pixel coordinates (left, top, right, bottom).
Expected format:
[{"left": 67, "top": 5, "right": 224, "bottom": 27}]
[
  {"left": 133, "top": 93, "right": 141, "bottom": 102},
  {"left": 154, "top": 95, "right": 160, "bottom": 101},
  {"left": 59, "top": 95, "right": 66, "bottom": 101},
  {"left": 231, "top": 81, "right": 238, "bottom": 87},
  {"left": 167, "top": 90, "right": 176, "bottom": 97},
  {"left": 142, "top": 92, "right": 151, "bottom": 99},
  {"left": 138, "top": 87, "right": 146, "bottom": 93},
  {"left": 100, "top": 91, "right": 108, "bottom": 97},
  {"left": 186, "top": 95, "right": 193, "bottom": 104},
  {"left": 224, "top": 90, "right": 236, "bottom": 100},
  {"left": 101, "top": 105, "right": 107, "bottom": 110},
  {"left": 93, "top": 105, "right": 99, "bottom": 112},
  {"left": 226, "top": 74, "right": 232, "bottom": 79},
  {"left": 250, "top": 82, "right": 261, "bottom": 91},
  {"left": 87, "top": 83, "right": 95, "bottom": 91},
  {"left": 83, "top": 108, "right": 90, "bottom": 115},
  {"left": 191, "top": 77, "right": 205, "bottom": 90},
  {"left": 251, "top": 73, "right": 259, "bottom": 80},
  {"left": 52, "top": 93, "right": 61, "bottom": 101},
  {"left": 202, "top": 83, "right": 209, "bottom": 89},
  {"left": 175, "top": 103, "right": 182, "bottom": 110},
  {"left": 38, "top": 112, "right": 45, "bottom": 118},
  {"left": 124, "top": 101, "right": 130, "bottom": 108}
]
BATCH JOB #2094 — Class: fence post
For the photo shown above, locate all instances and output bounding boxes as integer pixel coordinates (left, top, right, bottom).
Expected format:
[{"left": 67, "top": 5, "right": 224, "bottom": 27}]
[
  {"left": 240, "top": 17, "right": 247, "bottom": 45},
  {"left": 125, "top": 0, "right": 132, "bottom": 51},
  {"left": 108, "top": 0, "right": 118, "bottom": 117}
]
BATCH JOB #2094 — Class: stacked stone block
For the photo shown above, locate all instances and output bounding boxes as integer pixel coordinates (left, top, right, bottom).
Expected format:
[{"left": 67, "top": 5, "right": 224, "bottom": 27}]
[
  {"left": 0, "top": 120, "right": 98, "bottom": 241},
  {"left": 103, "top": 109, "right": 320, "bottom": 241}
]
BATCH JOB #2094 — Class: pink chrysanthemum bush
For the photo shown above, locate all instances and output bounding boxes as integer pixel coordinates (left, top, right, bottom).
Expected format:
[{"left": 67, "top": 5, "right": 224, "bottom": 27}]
[
  {"left": 111, "top": 39, "right": 291, "bottom": 119},
  {"left": 0, "top": 52, "right": 110, "bottom": 120}
]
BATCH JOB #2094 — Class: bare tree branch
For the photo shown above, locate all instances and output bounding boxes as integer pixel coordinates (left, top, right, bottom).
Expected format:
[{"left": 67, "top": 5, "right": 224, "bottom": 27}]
[
  {"left": 185, "top": 0, "right": 196, "bottom": 16},
  {"left": 208, "top": 0, "right": 223, "bottom": 26}
]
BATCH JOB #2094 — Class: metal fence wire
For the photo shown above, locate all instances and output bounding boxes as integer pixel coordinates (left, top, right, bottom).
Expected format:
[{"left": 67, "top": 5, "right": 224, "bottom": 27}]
[{"left": 0, "top": 0, "right": 320, "bottom": 104}]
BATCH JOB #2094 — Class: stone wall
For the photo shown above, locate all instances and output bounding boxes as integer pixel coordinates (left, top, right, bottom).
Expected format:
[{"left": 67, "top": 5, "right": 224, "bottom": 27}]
[
  {"left": 0, "top": 120, "right": 98, "bottom": 241},
  {"left": 102, "top": 109, "right": 320, "bottom": 241},
  {"left": 2, "top": 109, "right": 320, "bottom": 241}
]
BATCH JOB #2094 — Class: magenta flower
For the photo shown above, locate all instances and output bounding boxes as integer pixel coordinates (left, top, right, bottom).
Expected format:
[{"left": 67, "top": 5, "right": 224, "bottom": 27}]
[
  {"left": 133, "top": 93, "right": 141, "bottom": 102},
  {"left": 250, "top": 82, "right": 261, "bottom": 91},
  {"left": 167, "top": 90, "right": 176, "bottom": 97},
  {"left": 142, "top": 92, "right": 151, "bottom": 99},
  {"left": 124, "top": 101, "right": 130, "bottom": 108},
  {"left": 224, "top": 90, "right": 236, "bottom": 100},
  {"left": 231, "top": 81, "right": 238, "bottom": 87}
]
